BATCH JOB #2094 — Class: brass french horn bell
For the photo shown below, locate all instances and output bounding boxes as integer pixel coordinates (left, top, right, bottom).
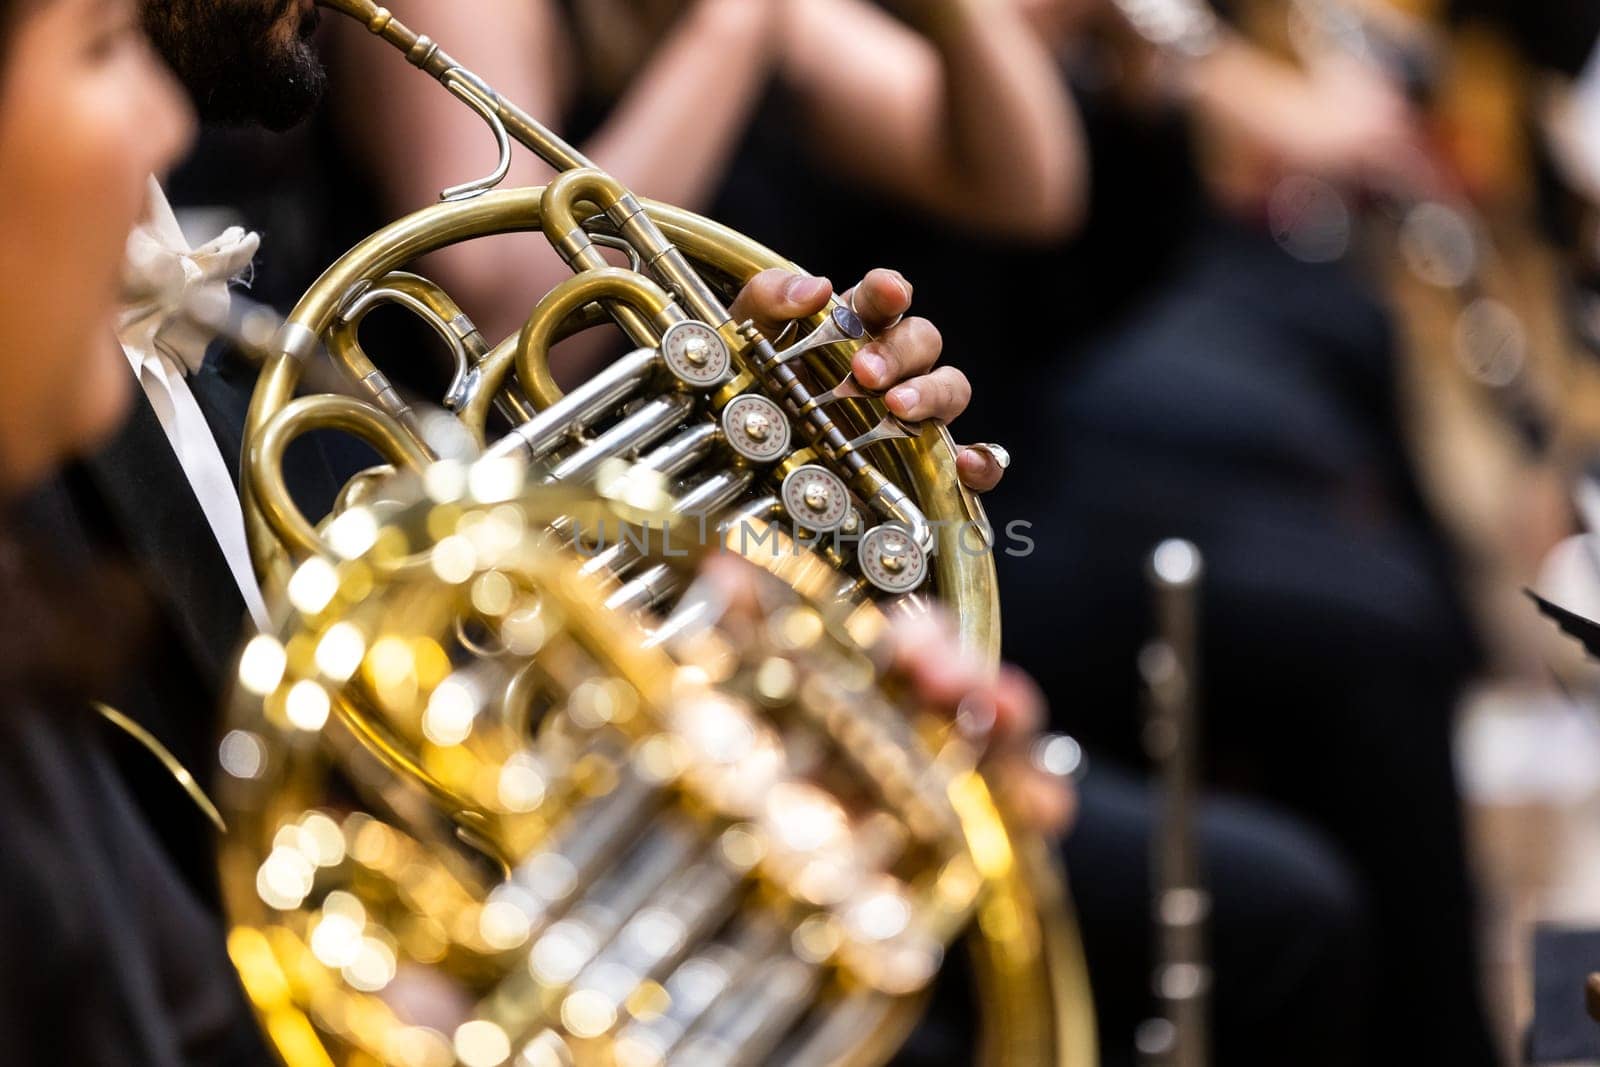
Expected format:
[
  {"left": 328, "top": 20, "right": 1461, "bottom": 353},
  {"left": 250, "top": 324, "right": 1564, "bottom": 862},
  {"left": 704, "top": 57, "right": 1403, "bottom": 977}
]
[{"left": 219, "top": 471, "right": 1078, "bottom": 1065}]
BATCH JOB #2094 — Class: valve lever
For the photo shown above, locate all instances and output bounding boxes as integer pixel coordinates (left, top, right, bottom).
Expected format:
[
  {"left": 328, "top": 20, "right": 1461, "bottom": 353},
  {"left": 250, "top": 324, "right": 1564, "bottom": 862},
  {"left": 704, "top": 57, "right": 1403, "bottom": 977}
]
[
  {"left": 839, "top": 415, "right": 917, "bottom": 457},
  {"left": 799, "top": 374, "right": 872, "bottom": 414},
  {"left": 769, "top": 304, "right": 867, "bottom": 366}
]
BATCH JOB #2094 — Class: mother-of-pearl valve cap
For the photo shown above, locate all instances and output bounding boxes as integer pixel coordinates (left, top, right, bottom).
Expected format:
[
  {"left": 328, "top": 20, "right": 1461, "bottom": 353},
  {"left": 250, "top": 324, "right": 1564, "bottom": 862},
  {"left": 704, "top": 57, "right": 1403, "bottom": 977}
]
[
  {"left": 661, "top": 320, "right": 732, "bottom": 387},
  {"left": 721, "top": 394, "right": 792, "bottom": 463},
  {"left": 859, "top": 524, "right": 928, "bottom": 594},
  {"left": 781, "top": 464, "right": 851, "bottom": 533}
]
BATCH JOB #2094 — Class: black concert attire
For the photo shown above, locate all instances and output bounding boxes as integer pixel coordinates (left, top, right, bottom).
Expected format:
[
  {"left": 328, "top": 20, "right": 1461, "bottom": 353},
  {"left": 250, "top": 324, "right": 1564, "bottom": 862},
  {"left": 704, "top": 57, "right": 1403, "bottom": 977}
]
[
  {"left": 0, "top": 698, "right": 271, "bottom": 1066},
  {"left": 891, "top": 766, "right": 1371, "bottom": 1067},
  {"left": 1004, "top": 219, "right": 1494, "bottom": 1067},
  {"left": 18, "top": 340, "right": 355, "bottom": 906},
  {"left": 19, "top": 353, "right": 254, "bottom": 905},
  {"left": 1452, "top": 0, "right": 1600, "bottom": 79},
  {"left": 0, "top": 479, "right": 274, "bottom": 1064}
]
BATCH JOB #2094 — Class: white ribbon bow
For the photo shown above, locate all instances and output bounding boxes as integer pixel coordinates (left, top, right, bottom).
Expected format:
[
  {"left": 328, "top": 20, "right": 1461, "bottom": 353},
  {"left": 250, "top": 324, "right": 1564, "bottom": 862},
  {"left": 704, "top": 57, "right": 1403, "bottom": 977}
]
[{"left": 119, "top": 177, "right": 261, "bottom": 375}]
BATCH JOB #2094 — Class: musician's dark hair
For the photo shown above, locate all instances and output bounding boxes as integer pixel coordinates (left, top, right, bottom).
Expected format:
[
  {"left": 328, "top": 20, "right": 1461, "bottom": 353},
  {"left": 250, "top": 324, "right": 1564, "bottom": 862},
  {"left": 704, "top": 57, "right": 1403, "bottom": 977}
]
[
  {"left": 0, "top": 0, "right": 46, "bottom": 62},
  {"left": 0, "top": 1, "right": 36, "bottom": 30},
  {"left": 0, "top": 0, "right": 20, "bottom": 48},
  {"left": 141, "top": 0, "right": 327, "bottom": 131}
]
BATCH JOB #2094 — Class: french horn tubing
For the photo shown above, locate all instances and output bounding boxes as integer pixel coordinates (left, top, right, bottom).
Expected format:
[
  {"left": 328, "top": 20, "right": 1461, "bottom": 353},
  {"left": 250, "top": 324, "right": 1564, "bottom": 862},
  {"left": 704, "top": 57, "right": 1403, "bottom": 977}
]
[{"left": 221, "top": 2, "right": 1096, "bottom": 1063}]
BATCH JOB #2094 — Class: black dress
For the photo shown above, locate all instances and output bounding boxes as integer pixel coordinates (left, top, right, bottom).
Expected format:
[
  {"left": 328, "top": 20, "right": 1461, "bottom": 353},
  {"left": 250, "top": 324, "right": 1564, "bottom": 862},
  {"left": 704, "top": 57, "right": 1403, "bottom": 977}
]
[
  {"left": 0, "top": 514, "right": 273, "bottom": 1066},
  {"left": 0, "top": 701, "right": 272, "bottom": 1066}
]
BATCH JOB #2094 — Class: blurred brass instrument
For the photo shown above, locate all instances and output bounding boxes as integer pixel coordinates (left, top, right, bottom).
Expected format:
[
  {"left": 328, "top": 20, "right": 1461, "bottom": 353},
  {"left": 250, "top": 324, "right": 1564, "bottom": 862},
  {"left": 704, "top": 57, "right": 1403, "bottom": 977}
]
[
  {"left": 219, "top": 472, "right": 1088, "bottom": 1066},
  {"left": 217, "top": 1, "right": 1095, "bottom": 1063}
]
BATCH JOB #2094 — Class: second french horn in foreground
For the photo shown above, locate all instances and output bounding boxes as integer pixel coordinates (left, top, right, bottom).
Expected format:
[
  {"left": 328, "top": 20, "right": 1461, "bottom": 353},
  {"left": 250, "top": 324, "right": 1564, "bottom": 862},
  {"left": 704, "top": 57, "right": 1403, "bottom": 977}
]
[{"left": 219, "top": 1, "right": 1095, "bottom": 1063}]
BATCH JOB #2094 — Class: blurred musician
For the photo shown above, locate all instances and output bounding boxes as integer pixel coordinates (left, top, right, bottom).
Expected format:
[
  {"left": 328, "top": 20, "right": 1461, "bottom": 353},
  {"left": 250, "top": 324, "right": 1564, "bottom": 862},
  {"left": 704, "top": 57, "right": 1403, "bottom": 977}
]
[
  {"left": 992, "top": 1, "right": 1506, "bottom": 1063},
  {"left": 0, "top": 0, "right": 279, "bottom": 1061}
]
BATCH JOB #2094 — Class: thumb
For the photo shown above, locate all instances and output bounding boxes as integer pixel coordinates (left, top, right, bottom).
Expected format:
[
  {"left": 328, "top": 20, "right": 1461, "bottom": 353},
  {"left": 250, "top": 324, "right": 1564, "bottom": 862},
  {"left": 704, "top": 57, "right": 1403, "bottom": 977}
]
[{"left": 728, "top": 269, "right": 834, "bottom": 338}]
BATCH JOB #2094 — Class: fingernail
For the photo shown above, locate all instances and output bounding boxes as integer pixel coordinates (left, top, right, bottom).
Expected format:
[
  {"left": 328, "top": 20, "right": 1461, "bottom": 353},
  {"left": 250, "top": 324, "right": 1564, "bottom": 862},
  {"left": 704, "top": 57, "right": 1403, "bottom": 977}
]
[
  {"left": 888, "top": 385, "right": 918, "bottom": 412},
  {"left": 892, "top": 271, "right": 912, "bottom": 303},
  {"left": 784, "top": 274, "right": 828, "bottom": 303},
  {"left": 857, "top": 351, "right": 887, "bottom": 383}
]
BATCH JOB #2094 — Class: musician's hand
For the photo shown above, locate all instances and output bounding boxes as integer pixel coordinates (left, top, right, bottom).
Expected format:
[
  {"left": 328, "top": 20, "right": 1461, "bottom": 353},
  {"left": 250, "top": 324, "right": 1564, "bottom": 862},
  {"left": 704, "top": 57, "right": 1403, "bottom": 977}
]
[
  {"left": 695, "top": 555, "right": 1076, "bottom": 836},
  {"left": 889, "top": 609, "right": 1077, "bottom": 836},
  {"left": 728, "top": 268, "right": 1005, "bottom": 492}
]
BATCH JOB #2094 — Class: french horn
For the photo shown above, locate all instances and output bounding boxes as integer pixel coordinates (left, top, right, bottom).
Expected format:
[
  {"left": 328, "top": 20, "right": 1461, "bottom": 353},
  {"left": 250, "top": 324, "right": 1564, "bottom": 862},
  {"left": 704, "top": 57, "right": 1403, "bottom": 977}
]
[{"left": 219, "top": 2, "right": 1095, "bottom": 1063}]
